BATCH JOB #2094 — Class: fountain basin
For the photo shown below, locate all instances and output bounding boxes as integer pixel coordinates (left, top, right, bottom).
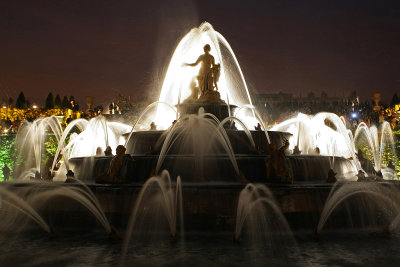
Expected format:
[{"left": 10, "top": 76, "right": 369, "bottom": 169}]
[{"left": 5, "top": 181, "right": 397, "bottom": 231}]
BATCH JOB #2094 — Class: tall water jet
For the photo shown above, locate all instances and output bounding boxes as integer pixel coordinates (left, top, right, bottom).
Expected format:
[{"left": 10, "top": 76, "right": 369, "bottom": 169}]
[{"left": 155, "top": 22, "right": 256, "bottom": 129}]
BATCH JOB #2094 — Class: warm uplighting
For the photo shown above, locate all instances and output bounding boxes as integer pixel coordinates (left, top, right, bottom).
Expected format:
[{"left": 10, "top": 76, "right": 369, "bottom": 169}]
[
  {"left": 3, "top": 129, "right": 8, "bottom": 134},
  {"left": 2, "top": 105, "right": 6, "bottom": 109},
  {"left": 32, "top": 104, "right": 38, "bottom": 109}
]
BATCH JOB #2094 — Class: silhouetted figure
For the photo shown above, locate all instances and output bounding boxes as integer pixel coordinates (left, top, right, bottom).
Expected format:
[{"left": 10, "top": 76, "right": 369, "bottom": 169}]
[
  {"left": 254, "top": 123, "right": 262, "bottom": 131},
  {"left": 65, "top": 170, "right": 76, "bottom": 183},
  {"left": 2, "top": 164, "right": 10, "bottom": 181},
  {"left": 150, "top": 122, "right": 157, "bottom": 130},
  {"left": 96, "top": 145, "right": 129, "bottom": 184},
  {"left": 266, "top": 139, "right": 292, "bottom": 183},
  {"left": 104, "top": 146, "right": 113, "bottom": 156},
  {"left": 314, "top": 147, "right": 320, "bottom": 154}
]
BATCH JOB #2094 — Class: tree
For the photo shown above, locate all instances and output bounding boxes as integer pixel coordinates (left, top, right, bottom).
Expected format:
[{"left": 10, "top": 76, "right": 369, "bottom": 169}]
[
  {"left": 61, "top": 96, "right": 70, "bottom": 109},
  {"left": 45, "top": 92, "right": 54, "bottom": 109},
  {"left": 54, "top": 94, "right": 61, "bottom": 108},
  {"left": 15, "top": 92, "right": 27, "bottom": 109},
  {"left": 390, "top": 93, "right": 399, "bottom": 107}
]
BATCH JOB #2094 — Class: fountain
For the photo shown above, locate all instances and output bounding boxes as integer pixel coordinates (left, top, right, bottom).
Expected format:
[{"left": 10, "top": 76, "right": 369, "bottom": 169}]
[{"left": 0, "top": 21, "right": 399, "bottom": 265}]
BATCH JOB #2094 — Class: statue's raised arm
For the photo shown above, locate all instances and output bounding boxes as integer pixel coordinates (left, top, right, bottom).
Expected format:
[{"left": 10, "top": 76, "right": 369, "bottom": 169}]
[{"left": 183, "top": 55, "right": 203, "bottom": 67}]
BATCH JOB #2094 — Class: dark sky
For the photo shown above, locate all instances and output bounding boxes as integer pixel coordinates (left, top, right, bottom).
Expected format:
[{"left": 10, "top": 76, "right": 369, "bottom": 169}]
[{"left": 0, "top": 0, "right": 399, "bottom": 107}]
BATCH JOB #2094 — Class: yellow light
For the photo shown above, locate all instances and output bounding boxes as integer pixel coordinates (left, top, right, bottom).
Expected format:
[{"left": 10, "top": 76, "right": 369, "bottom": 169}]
[
  {"left": 3, "top": 129, "right": 8, "bottom": 133},
  {"left": 2, "top": 106, "right": 6, "bottom": 109},
  {"left": 32, "top": 105, "right": 38, "bottom": 109}
]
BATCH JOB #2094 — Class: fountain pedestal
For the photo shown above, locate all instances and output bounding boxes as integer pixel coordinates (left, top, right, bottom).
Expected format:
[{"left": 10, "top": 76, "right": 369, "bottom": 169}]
[{"left": 178, "top": 102, "right": 236, "bottom": 122}]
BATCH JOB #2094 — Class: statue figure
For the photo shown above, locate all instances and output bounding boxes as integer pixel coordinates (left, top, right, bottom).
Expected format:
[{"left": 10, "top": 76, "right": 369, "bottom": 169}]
[
  {"left": 96, "top": 147, "right": 103, "bottom": 156},
  {"left": 96, "top": 145, "right": 131, "bottom": 183},
  {"left": 266, "top": 139, "right": 292, "bottom": 183},
  {"left": 65, "top": 170, "right": 76, "bottom": 183},
  {"left": 104, "top": 146, "right": 113, "bottom": 156},
  {"left": 183, "top": 44, "right": 217, "bottom": 96}
]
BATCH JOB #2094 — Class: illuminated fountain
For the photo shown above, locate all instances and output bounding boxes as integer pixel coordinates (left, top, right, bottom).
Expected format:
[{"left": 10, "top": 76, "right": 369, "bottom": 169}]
[
  {"left": 155, "top": 22, "right": 257, "bottom": 129},
  {"left": 1, "top": 22, "right": 399, "bottom": 261}
]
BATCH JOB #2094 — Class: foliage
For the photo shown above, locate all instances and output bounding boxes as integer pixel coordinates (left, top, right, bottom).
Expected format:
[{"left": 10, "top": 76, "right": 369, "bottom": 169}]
[
  {"left": 0, "top": 134, "right": 16, "bottom": 181},
  {"left": 44, "top": 135, "right": 59, "bottom": 160}
]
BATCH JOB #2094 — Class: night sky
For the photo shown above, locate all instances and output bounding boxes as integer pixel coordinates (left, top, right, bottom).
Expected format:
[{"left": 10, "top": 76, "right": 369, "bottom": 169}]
[{"left": 0, "top": 0, "right": 399, "bottom": 107}]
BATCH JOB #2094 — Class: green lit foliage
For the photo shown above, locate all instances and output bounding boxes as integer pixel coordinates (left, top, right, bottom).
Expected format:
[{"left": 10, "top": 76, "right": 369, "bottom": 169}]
[
  {"left": 392, "top": 130, "right": 400, "bottom": 177},
  {"left": 43, "top": 134, "right": 71, "bottom": 167},
  {"left": 0, "top": 134, "right": 16, "bottom": 181},
  {"left": 44, "top": 135, "right": 58, "bottom": 162}
]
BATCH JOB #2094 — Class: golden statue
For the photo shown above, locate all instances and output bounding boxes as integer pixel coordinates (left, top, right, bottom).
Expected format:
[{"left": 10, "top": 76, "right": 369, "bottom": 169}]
[
  {"left": 183, "top": 44, "right": 220, "bottom": 97},
  {"left": 96, "top": 145, "right": 130, "bottom": 183}
]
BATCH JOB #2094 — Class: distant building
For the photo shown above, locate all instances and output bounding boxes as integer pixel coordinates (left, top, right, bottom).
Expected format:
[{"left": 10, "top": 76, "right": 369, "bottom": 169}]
[{"left": 253, "top": 91, "right": 358, "bottom": 123}]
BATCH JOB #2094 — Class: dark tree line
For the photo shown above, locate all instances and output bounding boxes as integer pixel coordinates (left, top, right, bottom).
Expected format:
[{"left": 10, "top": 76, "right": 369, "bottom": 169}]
[{"left": 15, "top": 91, "right": 77, "bottom": 110}]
